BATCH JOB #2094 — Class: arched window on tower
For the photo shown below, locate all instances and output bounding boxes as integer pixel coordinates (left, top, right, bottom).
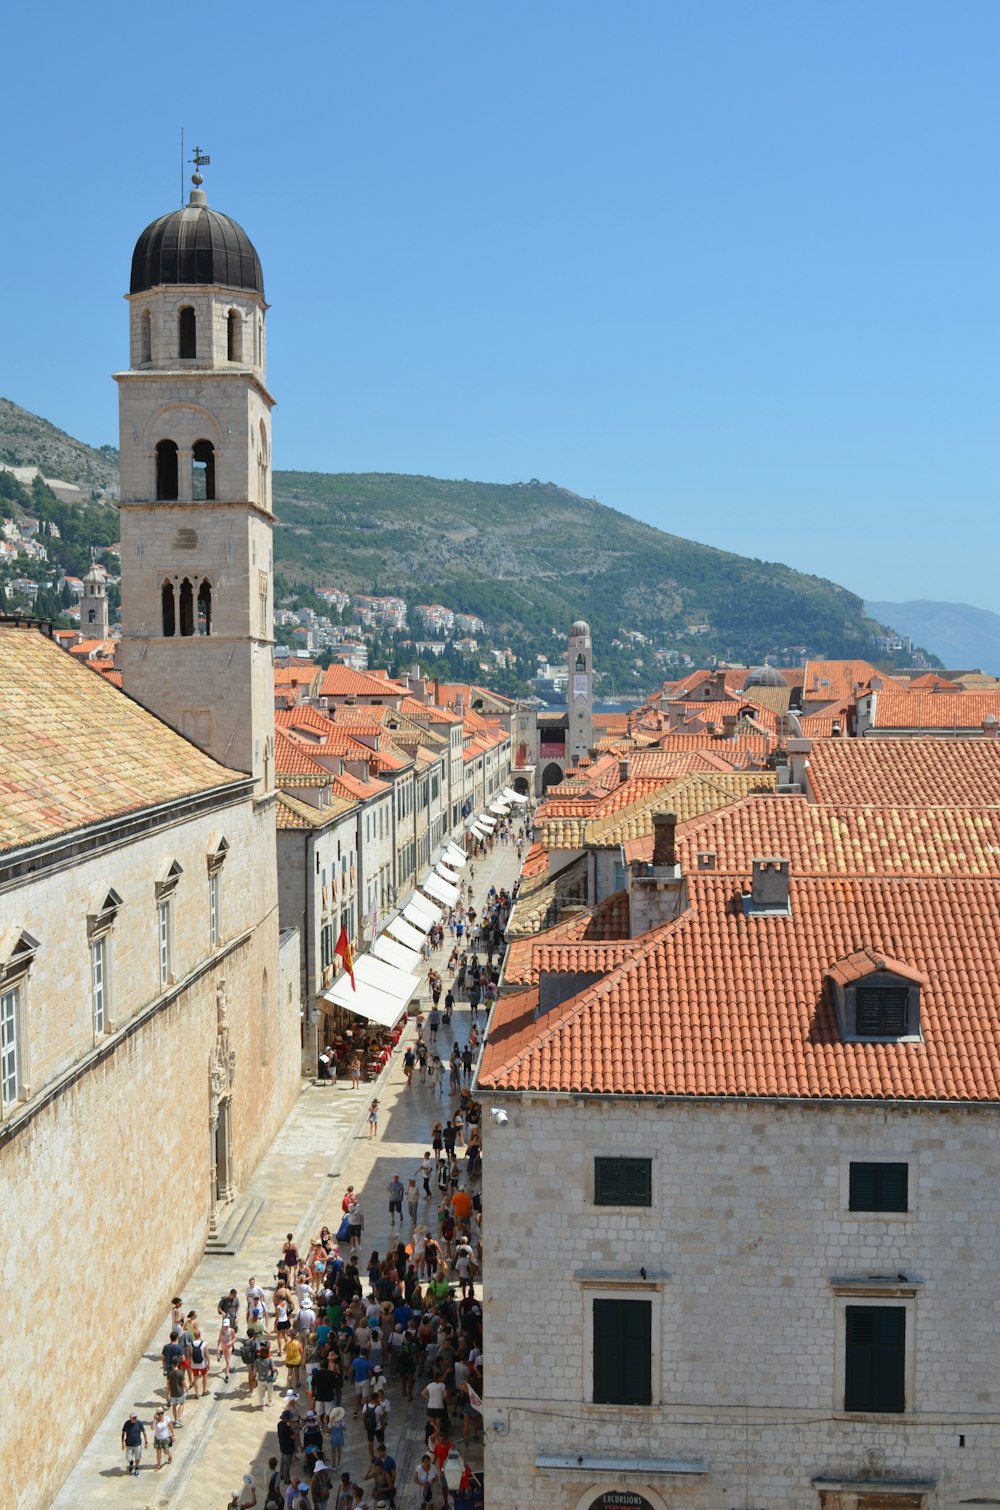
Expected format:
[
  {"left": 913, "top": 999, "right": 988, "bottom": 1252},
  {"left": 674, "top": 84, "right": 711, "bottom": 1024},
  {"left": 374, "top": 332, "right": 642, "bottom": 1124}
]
[
  {"left": 191, "top": 440, "right": 216, "bottom": 501},
  {"left": 139, "top": 309, "right": 151, "bottom": 364},
  {"left": 179, "top": 578, "right": 194, "bottom": 637},
  {"left": 156, "top": 440, "right": 179, "bottom": 501},
  {"left": 162, "top": 580, "right": 176, "bottom": 637},
  {"left": 178, "top": 306, "right": 196, "bottom": 359},
  {"left": 227, "top": 309, "right": 242, "bottom": 362},
  {"left": 258, "top": 419, "right": 268, "bottom": 508},
  {"left": 197, "top": 580, "right": 212, "bottom": 636},
  {"left": 575, "top": 653, "right": 586, "bottom": 672}
]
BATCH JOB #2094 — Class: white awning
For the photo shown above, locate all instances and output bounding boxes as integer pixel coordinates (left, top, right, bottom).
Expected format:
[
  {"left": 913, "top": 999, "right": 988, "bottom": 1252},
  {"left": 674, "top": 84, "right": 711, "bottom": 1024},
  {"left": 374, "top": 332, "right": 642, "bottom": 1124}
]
[
  {"left": 405, "top": 894, "right": 441, "bottom": 928},
  {"left": 489, "top": 800, "right": 510, "bottom": 814},
  {"left": 385, "top": 915, "right": 426, "bottom": 951},
  {"left": 443, "top": 844, "right": 467, "bottom": 867},
  {"left": 422, "top": 871, "right": 460, "bottom": 907},
  {"left": 477, "top": 814, "right": 497, "bottom": 830},
  {"left": 320, "top": 976, "right": 406, "bottom": 1027},
  {"left": 372, "top": 934, "right": 423, "bottom": 973},
  {"left": 354, "top": 953, "right": 419, "bottom": 1001},
  {"left": 502, "top": 788, "right": 529, "bottom": 804},
  {"left": 467, "top": 824, "right": 486, "bottom": 839},
  {"left": 436, "top": 859, "right": 460, "bottom": 879}
]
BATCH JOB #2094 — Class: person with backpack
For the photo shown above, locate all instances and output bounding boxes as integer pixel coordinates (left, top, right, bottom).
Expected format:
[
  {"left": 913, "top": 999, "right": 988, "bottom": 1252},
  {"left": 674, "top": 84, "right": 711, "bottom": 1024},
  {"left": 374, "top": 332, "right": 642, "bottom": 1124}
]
[
  {"left": 263, "top": 1457, "right": 282, "bottom": 1510},
  {"left": 239, "top": 1330, "right": 260, "bottom": 1392},
  {"left": 188, "top": 1324, "right": 209, "bottom": 1396}
]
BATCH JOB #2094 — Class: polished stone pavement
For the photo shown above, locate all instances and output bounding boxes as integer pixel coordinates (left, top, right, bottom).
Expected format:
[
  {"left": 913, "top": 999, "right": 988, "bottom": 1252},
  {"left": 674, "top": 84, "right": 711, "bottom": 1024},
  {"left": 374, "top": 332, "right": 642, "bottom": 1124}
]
[{"left": 52, "top": 834, "right": 522, "bottom": 1509}]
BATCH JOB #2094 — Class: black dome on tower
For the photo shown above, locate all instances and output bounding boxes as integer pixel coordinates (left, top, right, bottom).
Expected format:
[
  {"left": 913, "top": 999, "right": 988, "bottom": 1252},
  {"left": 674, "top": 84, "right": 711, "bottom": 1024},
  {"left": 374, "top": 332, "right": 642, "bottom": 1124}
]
[{"left": 130, "top": 189, "right": 263, "bottom": 297}]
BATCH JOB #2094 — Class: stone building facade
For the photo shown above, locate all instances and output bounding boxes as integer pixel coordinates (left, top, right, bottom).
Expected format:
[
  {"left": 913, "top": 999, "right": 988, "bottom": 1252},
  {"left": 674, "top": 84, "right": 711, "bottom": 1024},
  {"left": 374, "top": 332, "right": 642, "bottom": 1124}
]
[{"left": 478, "top": 1093, "right": 1000, "bottom": 1509}]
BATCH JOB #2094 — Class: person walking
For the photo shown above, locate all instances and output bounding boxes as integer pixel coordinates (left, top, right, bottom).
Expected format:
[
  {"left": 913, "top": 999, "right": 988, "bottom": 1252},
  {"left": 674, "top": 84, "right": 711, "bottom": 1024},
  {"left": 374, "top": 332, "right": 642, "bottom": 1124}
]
[
  {"left": 413, "top": 1452, "right": 439, "bottom": 1506},
  {"left": 257, "top": 1339, "right": 277, "bottom": 1407},
  {"left": 367, "top": 1099, "right": 380, "bottom": 1139},
  {"left": 347, "top": 1196, "right": 364, "bottom": 1254},
  {"left": 121, "top": 1412, "right": 147, "bottom": 1477},
  {"left": 166, "top": 1359, "right": 187, "bottom": 1425},
  {"left": 386, "top": 1174, "right": 404, "bottom": 1230},
  {"left": 405, "top": 1178, "right": 420, "bottom": 1228},
  {"left": 151, "top": 1407, "right": 173, "bottom": 1469}
]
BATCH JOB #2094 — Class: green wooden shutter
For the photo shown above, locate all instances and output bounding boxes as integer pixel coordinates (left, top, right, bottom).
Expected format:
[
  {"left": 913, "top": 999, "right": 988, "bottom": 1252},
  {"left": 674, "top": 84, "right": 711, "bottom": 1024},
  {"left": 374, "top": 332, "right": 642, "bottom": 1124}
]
[
  {"left": 595, "top": 1159, "right": 623, "bottom": 1204},
  {"left": 849, "top": 1162, "right": 908, "bottom": 1212},
  {"left": 845, "top": 1306, "right": 905, "bottom": 1412},
  {"left": 593, "top": 1299, "right": 652, "bottom": 1405},
  {"left": 624, "top": 1159, "right": 652, "bottom": 1205}
]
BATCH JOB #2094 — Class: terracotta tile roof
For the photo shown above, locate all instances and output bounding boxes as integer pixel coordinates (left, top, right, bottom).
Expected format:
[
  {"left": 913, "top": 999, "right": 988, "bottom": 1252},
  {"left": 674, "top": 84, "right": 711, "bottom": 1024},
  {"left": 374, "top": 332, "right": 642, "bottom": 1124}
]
[
  {"left": 505, "top": 905, "right": 638, "bottom": 986},
  {"left": 908, "top": 673, "right": 961, "bottom": 692},
  {"left": 805, "top": 737, "right": 1000, "bottom": 808},
  {"left": 801, "top": 658, "right": 888, "bottom": 704},
  {"left": 664, "top": 793, "right": 1000, "bottom": 878},
  {"left": 664, "top": 668, "right": 751, "bottom": 699},
  {"left": 98, "top": 668, "right": 124, "bottom": 689},
  {"left": 275, "top": 729, "right": 330, "bottom": 783},
  {"left": 504, "top": 890, "right": 632, "bottom": 982},
  {"left": 275, "top": 789, "right": 356, "bottom": 829},
  {"left": 0, "top": 625, "right": 241, "bottom": 854},
  {"left": 520, "top": 841, "right": 550, "bottom": 879},
  {"left": 592, "top": 713, "right": 631, "bottom": 733},
  {"left": 319, "top": 665, "right": 405, "bottom": 698},
  {"left": 323, "top": 704, "right": 387, "bottom": 730},
  {"left": 827, "top": 947, "right": 929, "bottom": 989},
  {"left": 400, "top": 697, "right": 461, "bottom": 724},
  {"left": 331, "top": 770, "right": 390, "bottom": 801},
  {"left": 868, "top": 688, "right": 1000, "bottom": 731},
  {"left": 479, "top": 872, "right": 1000, "bottom": 1102},
  {"left": 588, "top": 772, "right": 778, "bottom": 852}
]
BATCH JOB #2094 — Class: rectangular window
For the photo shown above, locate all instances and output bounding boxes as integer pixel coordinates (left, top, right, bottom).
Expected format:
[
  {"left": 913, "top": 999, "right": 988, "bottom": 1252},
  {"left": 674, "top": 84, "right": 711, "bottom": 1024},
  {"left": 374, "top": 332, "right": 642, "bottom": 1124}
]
[
  {"left": 849, "top": 1162, "right": 908, "bottom": 1213},
  {"left": 845, "top": 1305, "right": 905, "bottom": 1412},
  {"left": 593, "top": 1298, "right": 652, "bottom": 1405},
  {"left": 157, "top": 900, "right": 171, "bottom": 986},
  {"left": 209, "top": 871, "right": 220, "bottom": 948},
  {"left": 1, "top": 986, "right": 20, "bottom": 1108},
  {"left": 595, "top": 1157, "right": 652, "bottom": 1206},
  {"left": 856, "top": 986, "right": 908, "bottom": 1038},
  {"left": 91, "top": 936, "right": 106, "bottom": 1034},
  {"left": 320, "top": 923, "right": 335, "bottom": 969}
]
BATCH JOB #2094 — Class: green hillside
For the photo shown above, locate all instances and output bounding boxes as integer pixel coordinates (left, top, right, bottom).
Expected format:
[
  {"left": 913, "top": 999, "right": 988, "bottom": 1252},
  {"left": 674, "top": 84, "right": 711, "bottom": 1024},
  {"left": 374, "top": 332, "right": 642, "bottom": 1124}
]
[
  {"left": 271, "top": 471, "right": 876, "bottom": 665},
  {"left": 0, "top": 397, "right": 885, "bottom": 676}
]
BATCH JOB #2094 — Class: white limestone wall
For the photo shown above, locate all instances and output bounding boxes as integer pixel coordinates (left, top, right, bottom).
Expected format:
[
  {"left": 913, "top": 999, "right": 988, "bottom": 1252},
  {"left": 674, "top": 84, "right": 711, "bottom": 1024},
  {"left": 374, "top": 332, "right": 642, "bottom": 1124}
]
[{"left": 480, "top": 1095, "right": 1000, "bottom": 1508}]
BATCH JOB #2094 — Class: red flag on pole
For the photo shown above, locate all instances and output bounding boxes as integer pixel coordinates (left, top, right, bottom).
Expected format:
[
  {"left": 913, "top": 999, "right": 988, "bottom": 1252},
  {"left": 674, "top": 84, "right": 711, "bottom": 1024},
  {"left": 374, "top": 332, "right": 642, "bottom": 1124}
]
[{"left": 334, "top": 925, "right": 355, "bottom": 990}]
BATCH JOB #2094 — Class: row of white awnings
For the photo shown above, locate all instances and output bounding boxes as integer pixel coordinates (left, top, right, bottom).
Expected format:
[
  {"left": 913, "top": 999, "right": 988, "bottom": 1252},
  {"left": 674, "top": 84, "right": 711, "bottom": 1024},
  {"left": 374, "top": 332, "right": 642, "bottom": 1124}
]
[
  {"left": 320, "top": 946, "right": 421, "bottom": 1028},
  {"left": 422, "top": 870, "right": 460, "bottom": 907}
]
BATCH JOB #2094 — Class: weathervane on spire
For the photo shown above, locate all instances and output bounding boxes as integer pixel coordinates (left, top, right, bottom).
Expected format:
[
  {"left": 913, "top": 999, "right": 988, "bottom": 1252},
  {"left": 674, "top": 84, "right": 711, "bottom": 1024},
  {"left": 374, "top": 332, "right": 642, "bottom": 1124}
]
[{"left": 189, "top": 144, "right": 211, "bottom": 187}]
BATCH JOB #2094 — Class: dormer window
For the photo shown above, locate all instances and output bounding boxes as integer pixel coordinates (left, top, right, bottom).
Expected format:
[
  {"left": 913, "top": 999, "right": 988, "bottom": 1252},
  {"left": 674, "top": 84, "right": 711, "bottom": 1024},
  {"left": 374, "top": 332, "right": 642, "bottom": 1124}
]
[{"left": 827, "top": 949, "right": 926, "bottom": 1042}]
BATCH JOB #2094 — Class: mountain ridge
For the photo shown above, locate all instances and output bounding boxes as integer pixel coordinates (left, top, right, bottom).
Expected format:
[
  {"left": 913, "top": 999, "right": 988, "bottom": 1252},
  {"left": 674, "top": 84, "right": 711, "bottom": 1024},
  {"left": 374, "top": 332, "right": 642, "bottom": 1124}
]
[
  {"left": 866, "top": 599, "right": 1000, "bottom": 677},
  {"left": 0, "top": 396, "right": 903, "bottom": 676}
]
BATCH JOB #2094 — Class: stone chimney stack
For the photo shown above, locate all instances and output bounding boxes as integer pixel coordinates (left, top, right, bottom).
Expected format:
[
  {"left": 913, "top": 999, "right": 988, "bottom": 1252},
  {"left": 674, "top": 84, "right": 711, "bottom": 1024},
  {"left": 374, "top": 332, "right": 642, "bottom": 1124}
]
[
  {"left": 619, "top": 758, "right": 631, "bottom": 784},
  {"left": 667, "top": 703, "right": 684, "bottom": 731},
  {"left": 651, "top": 811, "right": 677, "bottom": 867},
  {"left": 629, "top": 810, "right": 684, "bottom": 936}
]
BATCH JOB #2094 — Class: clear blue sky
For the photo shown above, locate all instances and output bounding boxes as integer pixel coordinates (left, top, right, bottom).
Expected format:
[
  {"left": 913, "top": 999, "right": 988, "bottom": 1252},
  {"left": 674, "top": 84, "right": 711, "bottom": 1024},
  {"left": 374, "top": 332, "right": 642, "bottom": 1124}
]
[{"left": 4, "top": 1, "right": 998, "bottom": 612}]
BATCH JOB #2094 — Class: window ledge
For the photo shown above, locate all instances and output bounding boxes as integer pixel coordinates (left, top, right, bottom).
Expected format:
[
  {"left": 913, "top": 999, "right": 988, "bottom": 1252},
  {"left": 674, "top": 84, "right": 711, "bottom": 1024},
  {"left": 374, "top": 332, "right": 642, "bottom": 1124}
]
[
  {"left": 811, "top": 1476, "right": 934, "bottom": 1493},
  {"left": 575, "top": 1269, "right": 668, "bottom": 1287},
  {"left": 536, "top": 1454, "right": 708, "bottom": 1476},
  {"left": 829, "top": 1275, "right": 921, "bottom": 1297}
]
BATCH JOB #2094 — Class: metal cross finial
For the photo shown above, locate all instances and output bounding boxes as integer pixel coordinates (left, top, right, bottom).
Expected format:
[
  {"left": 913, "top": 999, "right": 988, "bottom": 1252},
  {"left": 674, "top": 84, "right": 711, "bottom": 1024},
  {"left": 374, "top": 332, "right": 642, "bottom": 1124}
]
[{"left": 189, "top": 144, "right": 211, "bottom": 187}]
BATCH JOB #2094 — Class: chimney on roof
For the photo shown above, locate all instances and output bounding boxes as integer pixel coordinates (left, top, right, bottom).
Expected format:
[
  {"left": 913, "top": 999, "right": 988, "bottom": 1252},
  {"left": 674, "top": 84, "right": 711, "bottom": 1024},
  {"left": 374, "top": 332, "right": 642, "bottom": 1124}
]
[
  {"left": 787, "top": 737, "right": 812, "bottom": 790},
  {"left": 628, "top": 811, "right": 684, "bottom": 937},
  {"left": 651, "top": 811, "right": 677, "bottom": 867},
  {"left": 983, "top": 713, "right": 999, "bottom": 738},
  {"left": 697, "top": 850, "right": 716, "bottom": 871},
  {"left": 456, "top": 693, "right": 464, "bottom": 715},
  {"left": 747, "top": 856, "right": 791, "bottom": 915},
  {"left": 706, "top": 720, "right": 717, "bottom": 736},
  {"left": 722, "top": 712, "right": 738, "bottom": 735},
  {"left": 812, "top": 675, "right": 820, "bottom": 694},
  {"left": 619, "top": 758, "right": 631, "bottom": 783},
  {"left": 831, "top": 718, "right": 842, "bottom": 737},
  {"left": 667, "top": 703, "right": 685, "bottom": 730}
]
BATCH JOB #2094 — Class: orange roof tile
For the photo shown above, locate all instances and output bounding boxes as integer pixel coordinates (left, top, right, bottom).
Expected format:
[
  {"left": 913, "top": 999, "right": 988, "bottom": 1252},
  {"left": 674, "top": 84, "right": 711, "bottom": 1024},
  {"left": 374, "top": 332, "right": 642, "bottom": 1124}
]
[
  {"left": 801, "top": 658, "right": 888, "bottom": 704},
  {"left": 805, "top": 737, "right": 1000, "bottom": 808},
  {"left": 319, "top": 665, "right": 406, "bottom": 699},
  {"left": 274, "top": 729, "right": 330, "bottom": 782},
  {"left": 480, "top": 871, "right": 1000, "bottom": 1102},
  {"left": 869, "top": 688, "right": 1000, "bottom": 731}
]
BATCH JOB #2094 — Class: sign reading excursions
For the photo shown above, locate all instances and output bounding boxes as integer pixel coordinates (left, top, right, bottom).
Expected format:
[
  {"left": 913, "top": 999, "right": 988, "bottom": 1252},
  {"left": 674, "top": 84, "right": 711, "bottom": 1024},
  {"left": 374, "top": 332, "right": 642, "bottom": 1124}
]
[{"left": 587, "top": 1495, "right": 656, "bottom": 1510}]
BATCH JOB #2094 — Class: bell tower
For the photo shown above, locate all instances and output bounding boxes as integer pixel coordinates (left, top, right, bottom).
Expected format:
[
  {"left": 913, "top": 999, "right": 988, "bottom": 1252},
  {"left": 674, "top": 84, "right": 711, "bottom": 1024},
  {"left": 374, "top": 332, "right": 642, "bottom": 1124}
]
[
  {"left": 115, "top": 160, "right": 275, "bottom": 795},
  {"left": 81, "top": 566, "right": 109, "bottom": 640},
  {"left": 567, "top": 618, "right": 594, "bottom": 764}
]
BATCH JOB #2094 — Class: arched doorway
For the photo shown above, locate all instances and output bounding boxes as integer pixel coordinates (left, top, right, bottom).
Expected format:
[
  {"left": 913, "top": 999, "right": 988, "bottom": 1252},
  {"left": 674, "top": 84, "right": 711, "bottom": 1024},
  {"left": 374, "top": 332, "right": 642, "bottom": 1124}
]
[
  {"left": 542, "top": 762, "right": 564, "bottom": 790},
  {"left": 513, "top": 775, "right": 530, "bottom": 795}
]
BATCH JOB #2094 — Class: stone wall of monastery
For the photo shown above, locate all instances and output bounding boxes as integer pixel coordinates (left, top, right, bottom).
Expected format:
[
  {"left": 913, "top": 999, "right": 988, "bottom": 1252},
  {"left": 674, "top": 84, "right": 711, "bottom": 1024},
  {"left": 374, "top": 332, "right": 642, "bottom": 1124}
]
[
  {"left": 0, "top": 791, "right": 299, "bottom": 1510},
  {"left": 481, "top": 1095, "right": 1000, "bottom": 1509}
]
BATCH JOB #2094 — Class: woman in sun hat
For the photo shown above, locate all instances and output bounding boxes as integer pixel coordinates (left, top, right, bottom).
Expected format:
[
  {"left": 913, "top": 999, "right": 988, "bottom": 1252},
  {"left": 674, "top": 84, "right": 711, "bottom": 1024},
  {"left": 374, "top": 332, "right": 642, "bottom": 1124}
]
[{"left": 328, "top": 1404, "right": 346, "bottom": 1466}]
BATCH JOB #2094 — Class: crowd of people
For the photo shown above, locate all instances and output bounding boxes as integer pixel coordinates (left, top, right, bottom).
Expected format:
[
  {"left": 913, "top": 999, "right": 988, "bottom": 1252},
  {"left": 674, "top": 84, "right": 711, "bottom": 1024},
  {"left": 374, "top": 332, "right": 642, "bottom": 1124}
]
[{"left": 121, "top": 816, "right": 532, "bottom": 1506}]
